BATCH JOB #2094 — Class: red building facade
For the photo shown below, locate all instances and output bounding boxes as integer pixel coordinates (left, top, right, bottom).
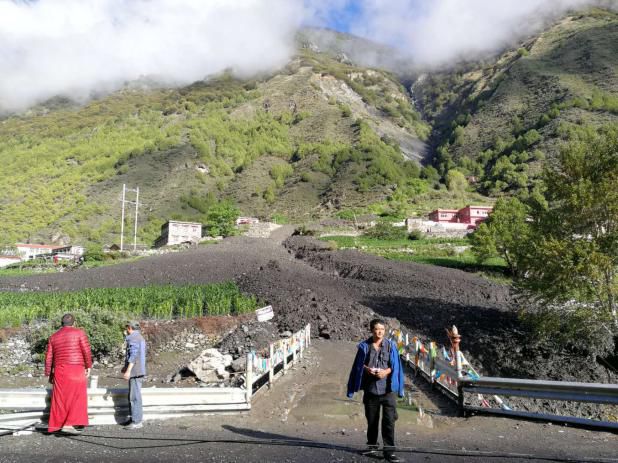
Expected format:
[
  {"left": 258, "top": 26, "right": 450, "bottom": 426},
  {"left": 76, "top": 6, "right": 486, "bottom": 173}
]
[
  {"left": 428, "top": 205, "right": 493, "bottom": 226},
  {"left": 428, "top": 209, "right": 459, "bottom": 223}
]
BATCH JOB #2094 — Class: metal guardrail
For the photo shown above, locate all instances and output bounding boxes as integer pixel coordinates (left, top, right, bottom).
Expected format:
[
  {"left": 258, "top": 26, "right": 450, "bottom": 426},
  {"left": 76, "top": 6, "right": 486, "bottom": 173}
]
[
  {"left": 458, "top": 377, "right": 618, "bottom": 430},
  {"left": 0, "top": 324, "right": 311, "bottom": 432},
  {"left": 390, "top": 325, "right": 618, "bottom": 431}
]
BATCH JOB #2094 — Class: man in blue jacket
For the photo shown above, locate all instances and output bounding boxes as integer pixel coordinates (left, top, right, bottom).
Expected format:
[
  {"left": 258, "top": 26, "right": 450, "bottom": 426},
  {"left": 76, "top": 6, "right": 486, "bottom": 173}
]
[
  {"left": 347, "top": 319, "right": 404, "bottom": 462},
  {"left": 122, "top": 321, "right": 147, "bottom": 430}
]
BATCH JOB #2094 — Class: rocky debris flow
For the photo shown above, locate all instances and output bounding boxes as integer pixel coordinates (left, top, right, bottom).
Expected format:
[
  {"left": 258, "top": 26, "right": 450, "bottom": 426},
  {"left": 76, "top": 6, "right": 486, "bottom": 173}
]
[
  {"left": 1, "top": 234, "right": 616, "bottom": 417},
  {"left": 217, "top": 320, "right": 280, "bottom": 359},
  {"left": 0, "top": 335, "right": 36, "bottom": 377},
  {"left": 186, "top": 348, "right": 234, "bottom": 383}
]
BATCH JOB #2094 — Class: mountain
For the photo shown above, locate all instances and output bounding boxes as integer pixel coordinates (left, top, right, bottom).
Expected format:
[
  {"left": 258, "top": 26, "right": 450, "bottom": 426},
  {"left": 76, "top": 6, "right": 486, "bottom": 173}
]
[
  {"left": 1, "top": 8, "right": 616, "bottom": 247},
  {"left": 0, "top": 38, "right": 430, "bottom": 246},
  {"left": 413, "top": 7, "right": 618, "bottom": 196}
]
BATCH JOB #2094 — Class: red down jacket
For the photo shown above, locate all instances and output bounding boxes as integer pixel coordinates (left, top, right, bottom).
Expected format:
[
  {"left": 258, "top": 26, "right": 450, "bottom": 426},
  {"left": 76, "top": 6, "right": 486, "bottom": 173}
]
[{"left": 44, "top": 326, "right": 93, "bottom": 377}]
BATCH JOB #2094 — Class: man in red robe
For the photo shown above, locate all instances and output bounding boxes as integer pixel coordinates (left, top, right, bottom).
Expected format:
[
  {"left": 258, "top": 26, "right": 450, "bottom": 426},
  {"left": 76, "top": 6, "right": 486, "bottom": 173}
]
[{"left": 44, "top": 313, "right": 93, "bottom": 434}]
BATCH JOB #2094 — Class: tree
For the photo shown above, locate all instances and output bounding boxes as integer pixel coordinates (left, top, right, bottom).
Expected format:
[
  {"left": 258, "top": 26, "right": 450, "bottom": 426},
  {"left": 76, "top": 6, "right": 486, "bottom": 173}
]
[
  {"left": 445, "top": 169, "right": 467, "bottom": 196},
  {"left": 468, "top": 197, "right": 530, "bottom": 275},
  {"left": 520, "top": 125, "right": 618, "bottom": 330},
  {"left": 205, "top": 201, "right": 240, "bottom": 237}
]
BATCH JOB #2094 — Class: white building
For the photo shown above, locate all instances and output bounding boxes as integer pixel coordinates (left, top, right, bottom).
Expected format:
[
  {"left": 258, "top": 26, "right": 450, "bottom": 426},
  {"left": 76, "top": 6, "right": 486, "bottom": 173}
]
[
  {"left": 154, "top": 221, "right": 202, "bottom": 247},
  {"left": 15, "top": 244, "right": 72, "bottom": 260}
]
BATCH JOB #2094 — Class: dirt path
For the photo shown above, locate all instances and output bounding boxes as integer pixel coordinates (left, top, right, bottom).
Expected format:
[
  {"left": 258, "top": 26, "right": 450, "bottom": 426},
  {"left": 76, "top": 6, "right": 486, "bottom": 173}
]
[{"left": 1, "top": 341, "right": 616, "bottom": 463}]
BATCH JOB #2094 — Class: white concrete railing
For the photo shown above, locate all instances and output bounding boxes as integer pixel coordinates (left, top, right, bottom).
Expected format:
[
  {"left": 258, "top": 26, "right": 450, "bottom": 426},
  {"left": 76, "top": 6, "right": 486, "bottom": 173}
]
[
  {"left": 245, "top": 324, "right": 311, "bottom": 402},
  {"left": 0, "top": 324, "right": 311, "bottom": 432}
]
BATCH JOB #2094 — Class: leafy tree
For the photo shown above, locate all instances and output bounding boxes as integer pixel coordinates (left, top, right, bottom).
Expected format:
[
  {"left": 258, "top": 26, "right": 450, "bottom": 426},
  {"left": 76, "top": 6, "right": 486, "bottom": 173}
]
[
  {"left": 446, "top": 169, "right": 467, "bottom": 196},
  {"left": 469, "top": 197, "right": 530, "bottom": 275},
  {"left": 205, "top": 201, "right": 239, "bottom": 237},
  {"left": 520, "top": 125, "right": 618, "bottom": 330}
]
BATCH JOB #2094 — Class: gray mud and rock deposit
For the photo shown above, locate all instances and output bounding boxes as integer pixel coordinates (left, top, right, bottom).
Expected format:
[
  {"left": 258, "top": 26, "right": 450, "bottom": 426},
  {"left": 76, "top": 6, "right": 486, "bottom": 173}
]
[{"left": 0, "top": 234, "right": 615, "bottom": 415}]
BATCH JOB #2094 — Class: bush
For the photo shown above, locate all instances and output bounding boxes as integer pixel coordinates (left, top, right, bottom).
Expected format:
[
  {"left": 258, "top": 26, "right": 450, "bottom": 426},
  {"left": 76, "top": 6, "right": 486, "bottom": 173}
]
[
  {"left": 84, "top": 245, "right": 106, "bottom": 262},
  {"left": 293, "top": 225, "right": 316, "bottom": 236},
  {"left": 30, "top": 308, "right": 126, "bottom": 359},
  {"left": 364, "top": 221, "right": 408, "bottom": 240},
  {"left": 408, "top": 229, "right": 424, "bottom": 240}
]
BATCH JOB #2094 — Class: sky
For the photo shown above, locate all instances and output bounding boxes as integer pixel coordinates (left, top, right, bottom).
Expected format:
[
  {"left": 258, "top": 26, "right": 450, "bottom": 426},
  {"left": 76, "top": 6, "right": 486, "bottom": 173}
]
[{"left": 0, "top": 0, "right": 610, "bottom": 112}]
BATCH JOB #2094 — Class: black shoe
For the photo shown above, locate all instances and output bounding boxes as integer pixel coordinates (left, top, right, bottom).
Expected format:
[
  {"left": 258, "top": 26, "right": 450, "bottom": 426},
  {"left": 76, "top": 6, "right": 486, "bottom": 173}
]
[
  {"left": 385, "top": 453, "right": 402, "bottom": 462},
  {"left": 361, "top": 445, "right": 380, "bottom": 456}
]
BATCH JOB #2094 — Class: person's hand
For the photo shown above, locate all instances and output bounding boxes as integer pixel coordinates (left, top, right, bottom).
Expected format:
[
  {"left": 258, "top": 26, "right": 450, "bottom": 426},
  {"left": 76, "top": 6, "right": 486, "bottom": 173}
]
[
  {"left": 375, "top": 369, "right": 389, "bottom": 379},
  {"left": 123, "top": 371, "right": 131, "bottom": 380}
]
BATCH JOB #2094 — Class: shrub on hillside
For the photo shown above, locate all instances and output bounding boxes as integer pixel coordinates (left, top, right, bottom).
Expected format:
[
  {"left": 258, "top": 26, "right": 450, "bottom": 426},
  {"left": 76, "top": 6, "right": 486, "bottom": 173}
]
[
  {"left": 30, "top": 308, "right": 126, "bottom": 359},
  {"left": 408, "top": 229, "right": 424, "bottom": 241},
  {"left": 364, "top": 221, "right": 408, "bottom": 240}
]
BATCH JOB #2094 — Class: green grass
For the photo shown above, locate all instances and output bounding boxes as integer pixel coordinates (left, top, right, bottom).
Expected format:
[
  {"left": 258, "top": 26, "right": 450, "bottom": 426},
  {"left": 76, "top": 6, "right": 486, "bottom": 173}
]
[{"left": 0, "top": 282, "right": 258, "bottom": 328}]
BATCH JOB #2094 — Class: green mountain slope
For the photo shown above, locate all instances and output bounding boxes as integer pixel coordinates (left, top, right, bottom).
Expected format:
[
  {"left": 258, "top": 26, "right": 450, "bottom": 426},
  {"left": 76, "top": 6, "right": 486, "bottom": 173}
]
[
  {"left": 2, "top": 8, "right": 615, "bottom": 247},
  {"left": 0, "top": 47, "right": 430, "bottom": 246},
  {"left": 414, "top": 8, "right": 618, "bottom": 196}
]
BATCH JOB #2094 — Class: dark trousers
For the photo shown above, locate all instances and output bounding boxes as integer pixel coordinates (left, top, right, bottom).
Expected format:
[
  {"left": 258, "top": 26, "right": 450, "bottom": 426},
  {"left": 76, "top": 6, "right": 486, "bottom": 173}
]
[{"left": 363, "top": 391, "right": 398, "bottom": 451}]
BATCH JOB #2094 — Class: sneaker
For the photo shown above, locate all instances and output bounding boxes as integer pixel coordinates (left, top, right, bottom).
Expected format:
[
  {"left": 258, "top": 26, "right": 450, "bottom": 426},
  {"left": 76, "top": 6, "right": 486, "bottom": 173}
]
[
  {"left": 124, "top": 422, "right": 143, "bottom": 430},
  {"left": 361, "top": 445, "right": 380, "bottom": 456},
  {"left": 384, "top": 453, "right": 402, "bottom": 462},
  {"left": 60, "top": 426, "right": 82, "bottom": 435}
]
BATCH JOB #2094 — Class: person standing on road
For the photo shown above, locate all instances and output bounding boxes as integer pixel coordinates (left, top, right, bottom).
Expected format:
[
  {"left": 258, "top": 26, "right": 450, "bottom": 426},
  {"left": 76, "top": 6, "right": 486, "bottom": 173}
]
[
  {"left": 347, "top": 319, "right": 405, "bottom": 463},
  {"left": 122, "top": 321, "right": 147, "bottom": 430},
  {"left": 45, "top": 313, "right": 93, "bottom": 434}
]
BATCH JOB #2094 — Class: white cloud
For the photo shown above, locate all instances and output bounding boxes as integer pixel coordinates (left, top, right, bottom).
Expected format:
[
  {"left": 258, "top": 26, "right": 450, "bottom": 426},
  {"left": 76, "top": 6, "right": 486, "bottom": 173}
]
[
  {"left": 0, "top": 0, "right": 304, "bottom": 112},
  {"left": 344, "top": 0, "right": 605, "bottom": 68}
]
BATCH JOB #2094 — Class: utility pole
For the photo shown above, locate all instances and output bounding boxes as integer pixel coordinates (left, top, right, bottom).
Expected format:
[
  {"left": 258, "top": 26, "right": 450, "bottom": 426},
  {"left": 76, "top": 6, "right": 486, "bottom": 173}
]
[{"left": 119, "top": 184, "right": 140, "bottom": 252}]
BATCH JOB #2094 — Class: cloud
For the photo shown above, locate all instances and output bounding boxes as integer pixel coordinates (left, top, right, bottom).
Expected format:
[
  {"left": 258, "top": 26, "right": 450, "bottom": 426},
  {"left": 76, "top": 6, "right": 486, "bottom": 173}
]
[
  {"left": 0, "top": 0, "right": 304, "bottom": 112},
  {"left": 308, "top": 0, "right": 608, "bottom": 68}
]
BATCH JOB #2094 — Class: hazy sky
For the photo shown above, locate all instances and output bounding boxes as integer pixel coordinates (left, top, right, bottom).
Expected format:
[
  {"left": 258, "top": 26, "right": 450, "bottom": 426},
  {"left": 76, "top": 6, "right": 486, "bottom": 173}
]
[{"left": 0, "top": 0, "right": 608, "bottom": 112}]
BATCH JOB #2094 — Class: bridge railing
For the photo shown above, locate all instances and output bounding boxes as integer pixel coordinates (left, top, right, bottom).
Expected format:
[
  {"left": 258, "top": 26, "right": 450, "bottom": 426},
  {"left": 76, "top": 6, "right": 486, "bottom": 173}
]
[
  {"left": 389, "top": 325, "right": 618, "bottom": 430},
  {"left": 458, "top": 376, "right": 618, "bottom": 430}
]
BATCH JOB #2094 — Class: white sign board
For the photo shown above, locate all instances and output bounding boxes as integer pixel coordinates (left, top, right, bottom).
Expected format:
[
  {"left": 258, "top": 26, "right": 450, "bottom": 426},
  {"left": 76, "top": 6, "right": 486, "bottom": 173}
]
[{"left": 255, "top": 305, "right": 274, "bottom": 322}]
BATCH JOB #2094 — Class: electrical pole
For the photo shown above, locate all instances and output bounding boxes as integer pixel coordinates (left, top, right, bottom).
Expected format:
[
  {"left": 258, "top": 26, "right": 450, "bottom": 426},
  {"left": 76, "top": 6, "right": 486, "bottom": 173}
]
[
  {"left": 133, "top": 187, "right": 139, "bottom": 252},
  {"left": 119, "top": 184, "right": 140, "bottom": 252},
  {"left": 120, "top": 184, "right": 126, "bottom": 252}
]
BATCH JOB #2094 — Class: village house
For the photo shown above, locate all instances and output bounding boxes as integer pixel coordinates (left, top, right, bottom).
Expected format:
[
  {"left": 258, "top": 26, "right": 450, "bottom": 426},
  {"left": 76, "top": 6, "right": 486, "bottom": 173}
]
[
  {"left": 15, "top": 244, "right": 72, "bottom": 260},
  {"left": 407, "top": 205, "right": 494, "bottom": 237},
  {"left": 154, "top": 220, "right": 202, "bottom": 247}
]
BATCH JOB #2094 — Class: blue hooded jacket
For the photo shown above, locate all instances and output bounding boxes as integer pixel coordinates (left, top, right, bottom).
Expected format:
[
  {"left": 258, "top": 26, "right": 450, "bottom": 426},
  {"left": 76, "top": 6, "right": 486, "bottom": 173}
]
[{"left": 347, "top": 337, "right": 404, "bottom": 398}]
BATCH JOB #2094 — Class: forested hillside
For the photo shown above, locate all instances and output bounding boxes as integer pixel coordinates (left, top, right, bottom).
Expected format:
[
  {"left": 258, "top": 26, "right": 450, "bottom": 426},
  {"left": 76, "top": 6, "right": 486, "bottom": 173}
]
[
  {"left": 1, "top": 7, "right": 616, "bottom": 247},
  {"left": 0, "top": 48, "right": 431, "bottom": 245},
  {"left": 414, "top": 8, "right": 618, "bottom": 198}
]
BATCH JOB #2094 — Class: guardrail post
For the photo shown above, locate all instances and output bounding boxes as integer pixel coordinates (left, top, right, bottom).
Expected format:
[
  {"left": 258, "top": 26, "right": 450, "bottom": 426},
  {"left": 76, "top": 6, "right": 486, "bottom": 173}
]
[
  {"left": 89, "top": 375, "right": 99, "bottom": 389},
  {"left": 246, "top": 353, "right": 253, "bottom": 403},
  {"left": 306, "top": 324, "right": 311, "bottom": 346},
  {"left": 268, "top": 343, "right": 274, "bottom": 387},
  {"left": 292, "top": 335, "right": 298, "bottom": 365},
  {"left": 283, "top": 339, "right": 288, "bottom": 374},
  {"left": 299, "top": 331, "right": 304, "bottom": 360},
  {"left": 457, "top": 380, "right": 465, "bottom": 417}
]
